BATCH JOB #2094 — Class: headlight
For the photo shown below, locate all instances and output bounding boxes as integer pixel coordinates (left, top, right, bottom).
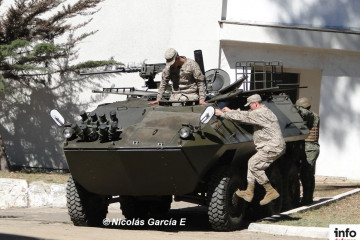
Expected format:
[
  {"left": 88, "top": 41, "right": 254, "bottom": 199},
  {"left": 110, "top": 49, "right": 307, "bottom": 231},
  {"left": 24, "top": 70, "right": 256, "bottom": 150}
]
[
  {"left": 71, "top": 123, "right": 84, "bottom": 140},
  {"left": 179, "top": 126, "right": 193, "bottom": 139},
  {"left": 63, "top": 128, "right": 74, "bottom": 139},
  {"left": 99, "top": 124, "right": 108, "bottom": 142}
]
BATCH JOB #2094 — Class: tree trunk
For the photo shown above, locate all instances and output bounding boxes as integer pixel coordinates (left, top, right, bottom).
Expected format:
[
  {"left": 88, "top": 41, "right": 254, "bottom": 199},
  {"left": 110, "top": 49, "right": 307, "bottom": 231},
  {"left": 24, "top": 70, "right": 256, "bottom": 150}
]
[{"left": 0, "top": 134, "right": 10, "bottom": 171}]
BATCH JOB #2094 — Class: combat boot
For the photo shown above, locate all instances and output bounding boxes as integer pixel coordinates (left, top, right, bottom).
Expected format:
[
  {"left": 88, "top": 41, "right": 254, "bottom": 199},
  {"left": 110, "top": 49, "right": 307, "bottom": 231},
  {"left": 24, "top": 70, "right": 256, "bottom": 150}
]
[
  {"left": 260, "top": 183, "right": 279, "bottom": 205},
  {"left": 233, "top": 183, "right": 255, "bottom": 204}
]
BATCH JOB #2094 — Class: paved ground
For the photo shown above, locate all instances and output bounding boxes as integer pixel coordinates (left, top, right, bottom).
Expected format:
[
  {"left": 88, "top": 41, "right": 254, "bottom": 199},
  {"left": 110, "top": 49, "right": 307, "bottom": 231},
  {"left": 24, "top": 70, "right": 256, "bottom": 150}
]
[
  {"left": 2, "top": 176, "right": 359, "bottom": 240},
  {"left": 0, "top": 202, "right": 322, "bottom": 240}
]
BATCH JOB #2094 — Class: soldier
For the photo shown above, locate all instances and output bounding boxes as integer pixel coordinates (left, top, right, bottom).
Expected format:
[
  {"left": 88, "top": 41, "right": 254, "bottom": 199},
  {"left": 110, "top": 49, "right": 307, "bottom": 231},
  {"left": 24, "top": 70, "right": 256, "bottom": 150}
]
[
  {"left": 215, "top": 94, "right": 286, "bottom": 205},
  {"left": 295, "top": 97, "right": 320, "bottom": 205},
  {"left": 149, "top": 48, "right": 206, "bottom": 105}
]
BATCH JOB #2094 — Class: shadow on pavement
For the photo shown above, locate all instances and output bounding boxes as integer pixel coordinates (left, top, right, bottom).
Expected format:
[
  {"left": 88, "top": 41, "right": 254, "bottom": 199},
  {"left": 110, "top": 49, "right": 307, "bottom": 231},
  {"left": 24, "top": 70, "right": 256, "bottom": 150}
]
[
  {"left": 104, "top": 205, "right": 251, "bottom": 232},
  {"left": 0, "top": 234, "right": 52, "bottom": 240}
]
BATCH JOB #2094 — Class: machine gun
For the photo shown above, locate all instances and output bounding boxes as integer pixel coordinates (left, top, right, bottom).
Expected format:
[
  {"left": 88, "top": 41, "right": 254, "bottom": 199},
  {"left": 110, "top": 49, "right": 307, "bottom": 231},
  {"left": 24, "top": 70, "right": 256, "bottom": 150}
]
[
  {"left": 139, "top": 63, "right": 166, "bottom": 89},
  {"left": 82, "top": 52, "right": 305, "bottom": 104},
  {"left": 79, "top": 63, "right": 166, "bottom": 89},
  {"left": 80, "top": 50, "right": 234, "bottom": 101}
]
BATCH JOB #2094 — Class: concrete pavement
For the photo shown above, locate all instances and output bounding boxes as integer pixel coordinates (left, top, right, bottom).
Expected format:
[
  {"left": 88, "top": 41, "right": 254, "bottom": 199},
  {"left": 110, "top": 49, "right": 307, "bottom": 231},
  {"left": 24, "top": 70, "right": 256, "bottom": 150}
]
[{"left": 1, "top": 175, "right": 359, "bottom": 239}]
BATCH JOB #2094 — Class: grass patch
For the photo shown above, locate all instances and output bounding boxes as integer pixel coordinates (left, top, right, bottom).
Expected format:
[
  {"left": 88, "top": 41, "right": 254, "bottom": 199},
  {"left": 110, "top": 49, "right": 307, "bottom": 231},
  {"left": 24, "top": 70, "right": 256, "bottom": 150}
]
[
  {"left": 313, "top": 183, "right": 360, "bottom": 198},
  {"left": 263, "top": 192, "right": 360, "bottom": 227},
  {"left": 0, "top": 171, "right": 69, "bottom": 184}
]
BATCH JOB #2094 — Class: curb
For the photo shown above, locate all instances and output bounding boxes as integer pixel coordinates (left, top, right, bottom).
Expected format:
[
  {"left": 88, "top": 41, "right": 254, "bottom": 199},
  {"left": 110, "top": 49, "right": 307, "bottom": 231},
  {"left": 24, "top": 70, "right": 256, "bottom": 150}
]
[
  {"left": 249, "top": 224, "right": 329, "bottom": 239},
  {"left": 0, "top": 178, "right": 66, "bottom": 209},
  {"left": 248, "top": 188, "right": 360, "bottom": 239}
]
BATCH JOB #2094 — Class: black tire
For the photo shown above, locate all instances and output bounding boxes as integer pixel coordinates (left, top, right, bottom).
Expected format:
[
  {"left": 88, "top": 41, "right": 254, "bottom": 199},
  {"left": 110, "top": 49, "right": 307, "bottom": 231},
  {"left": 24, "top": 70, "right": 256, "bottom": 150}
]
[
  {"left": 148, "top": 196, "right": 172, "bottom": 216},
  {"left": 120, "top": 196, "right": 172, "bottom": 219},
  {"left": 282, "top": 163, "right": 300, "bottom": 211},
  {"left": 207, "top": 166, "right": 247, "bottom": 231},
  {"left": 66, "top": 176, "right": 108, "bottom": 226}
]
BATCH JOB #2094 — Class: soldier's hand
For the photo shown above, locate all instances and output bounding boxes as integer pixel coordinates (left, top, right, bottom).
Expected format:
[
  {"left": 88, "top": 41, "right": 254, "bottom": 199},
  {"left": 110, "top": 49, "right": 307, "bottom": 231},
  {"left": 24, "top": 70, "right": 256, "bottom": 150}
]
[
  {"left": 148, "top": 100, "right": 159, "bottom": 105},
  {"left": 199, "top": 99, "right": 206, "bottom": 105},
  {"left": 215, "top": 109, "right": 223, "bottom": 116},
  {"left": 221, "top": 107, "right": 231, "bottom": 112}
]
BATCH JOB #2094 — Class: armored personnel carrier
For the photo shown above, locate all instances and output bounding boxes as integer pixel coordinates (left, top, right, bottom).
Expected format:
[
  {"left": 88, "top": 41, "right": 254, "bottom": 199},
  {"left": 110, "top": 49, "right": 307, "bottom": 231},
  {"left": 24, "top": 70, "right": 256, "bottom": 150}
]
[{"left": 51, "top": 53, "right": 308, "bottom": 231}]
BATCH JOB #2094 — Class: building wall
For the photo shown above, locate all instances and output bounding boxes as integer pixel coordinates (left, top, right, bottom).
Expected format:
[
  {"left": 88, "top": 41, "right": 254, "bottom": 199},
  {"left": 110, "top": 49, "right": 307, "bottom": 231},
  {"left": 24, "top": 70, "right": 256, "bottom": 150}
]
[
  {"left": 1, "top": 0, "right": 223, "bottom": 169},
  {"left": 218, "top": 0, "right": 360, "bottom": 179},
  {"left": 225, "top": 0, "right": 360, "bottom": 31},
  {"left": 77, "top": 0, "right": 223, "bottom": 109},
  {"left": 77, "top": 0, "right": 222, "bottom": 67},
  {"left": 1, "top": 0, "right": 360, "bottom": 178},
  {"left": 219, "top": 38, "right": 360, "bottom": 180}
]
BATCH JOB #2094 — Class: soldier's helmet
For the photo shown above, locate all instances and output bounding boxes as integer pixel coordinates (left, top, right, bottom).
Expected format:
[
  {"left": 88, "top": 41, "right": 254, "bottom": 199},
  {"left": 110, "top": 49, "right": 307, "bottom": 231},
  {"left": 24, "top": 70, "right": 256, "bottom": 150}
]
[{"left": 296, "top": 97, "right": 311, "bottom": 108}]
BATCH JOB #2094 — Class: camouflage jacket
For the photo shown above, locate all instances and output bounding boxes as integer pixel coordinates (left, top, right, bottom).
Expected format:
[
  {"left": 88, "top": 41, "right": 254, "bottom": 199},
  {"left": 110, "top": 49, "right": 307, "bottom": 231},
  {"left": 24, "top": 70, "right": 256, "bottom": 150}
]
[
  {"left": 156, "top": 57, "right": 206, "bottom": 101},
  {"left": 221, "top": 105, "right": 285, "bottom": 152},
  {"left": 295, "top": 106, "right": 320, "bottom": 142}
]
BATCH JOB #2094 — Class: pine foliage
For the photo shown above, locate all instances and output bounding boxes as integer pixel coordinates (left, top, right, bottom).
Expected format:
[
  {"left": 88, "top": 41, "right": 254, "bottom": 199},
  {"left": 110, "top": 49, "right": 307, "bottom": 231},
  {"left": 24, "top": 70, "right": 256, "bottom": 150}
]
[
  {"left": 0, "top": 0, "right": 122, "bottom": 171},
  {"left": 0, "top": 0, "right": 120, "bottom": 87}
]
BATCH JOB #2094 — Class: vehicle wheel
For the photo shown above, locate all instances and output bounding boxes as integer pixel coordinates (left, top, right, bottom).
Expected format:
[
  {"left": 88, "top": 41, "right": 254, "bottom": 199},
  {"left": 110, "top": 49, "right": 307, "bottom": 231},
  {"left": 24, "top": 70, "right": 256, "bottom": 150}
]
[
  {"left": 120, "top": 196, "right": 172, "bottom": 219},
  {"left": 120, "top": 196, "right": 149, "bottom": 219},
  {"left": 282, "top": 163, "right": 300, "bottom": 211},
  {"left": 66, "top": 176, "right": 108, "bottom": 226},
  {"left": 207, "top": 166, "right": 247, "bottom": 231},
  {"left": 148, "top": 196, "right": 172, "bottom": 216}
]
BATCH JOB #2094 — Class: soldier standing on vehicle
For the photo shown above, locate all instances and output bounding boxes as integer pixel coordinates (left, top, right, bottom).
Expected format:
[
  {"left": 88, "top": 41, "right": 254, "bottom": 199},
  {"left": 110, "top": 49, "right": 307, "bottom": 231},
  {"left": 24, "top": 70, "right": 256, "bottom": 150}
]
[
  {"left": 149, "top": 48, "right": 206, "bottom": 105},
  {"left": 215, "top": 94, "right": 286, "bottom": 205},
  {"left": 295, "top": 97, "right": 320, "bottom": 205}
]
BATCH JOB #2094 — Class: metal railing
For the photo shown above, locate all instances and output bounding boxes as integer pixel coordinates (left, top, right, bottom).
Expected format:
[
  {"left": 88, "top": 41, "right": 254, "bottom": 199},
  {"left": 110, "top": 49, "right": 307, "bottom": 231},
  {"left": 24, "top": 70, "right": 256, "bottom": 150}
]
[{"left": 235, "top": 61, "right": 283, "bottom": 91}]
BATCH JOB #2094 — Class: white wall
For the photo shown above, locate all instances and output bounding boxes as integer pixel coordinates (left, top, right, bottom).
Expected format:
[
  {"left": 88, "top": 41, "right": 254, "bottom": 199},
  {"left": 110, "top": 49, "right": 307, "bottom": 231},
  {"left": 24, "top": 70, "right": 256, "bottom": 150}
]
[
  {"left": 80, "top": 0, "right": 360, "bottom": 179},
  {"left": 225, "top": 0, "right": 360, "bottom": 31},
  {"left": 1, "top": 0, "right": 224, "bottom": 169},
  {"left": 75, "top": 0, "right": 222, "bottom": 111},
  {"left": 77, "top": 0, "right": 221, "bottom": 67},
  {"left": 2, "top": 0, "right": 360, "bottom": 178},
  {"left": 219, "top": 39, "right": 360, "bottom": 180},
  {"left": 218, "top": 0, "right": 360, "bottom": 179}
]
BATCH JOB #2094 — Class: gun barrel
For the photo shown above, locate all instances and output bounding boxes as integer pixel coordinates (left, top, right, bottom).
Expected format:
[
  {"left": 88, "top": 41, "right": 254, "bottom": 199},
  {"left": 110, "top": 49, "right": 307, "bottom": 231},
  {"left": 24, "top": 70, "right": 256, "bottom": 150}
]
[
  {"left": 79, "top": 66, "right": 141, "bottom": 75},
  {"left": 194, "top": 50, "right": 205, "bottom": 75}
]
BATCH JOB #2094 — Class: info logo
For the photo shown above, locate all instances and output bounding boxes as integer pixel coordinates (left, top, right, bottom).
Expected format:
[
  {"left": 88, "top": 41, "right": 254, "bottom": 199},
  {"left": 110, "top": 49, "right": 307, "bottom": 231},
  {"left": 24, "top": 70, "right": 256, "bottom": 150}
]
[{"left": 330, "top": 225, "right": 360, "bottom": 240}]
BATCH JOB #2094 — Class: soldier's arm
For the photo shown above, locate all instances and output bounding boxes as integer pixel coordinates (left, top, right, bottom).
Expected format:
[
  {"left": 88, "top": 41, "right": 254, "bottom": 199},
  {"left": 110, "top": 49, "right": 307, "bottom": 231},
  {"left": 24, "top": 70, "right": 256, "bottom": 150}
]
[
  {"left": 295, "top": 105, "right": 311, "bottom": 119},
  {"left": 297, "top": 106, "right": 319, "bottom": 129},
  {"left": 196, "top": 80, "right": 206, "bottom": 101},
  {"left": 221, "top": 109, "right": 251, "bottom": 123},
  {"left": 156, "top": 68, "right": 170, "bottom": 101},
  {"left": 222, "top": 109, "right": 267, "bottom": 127}
]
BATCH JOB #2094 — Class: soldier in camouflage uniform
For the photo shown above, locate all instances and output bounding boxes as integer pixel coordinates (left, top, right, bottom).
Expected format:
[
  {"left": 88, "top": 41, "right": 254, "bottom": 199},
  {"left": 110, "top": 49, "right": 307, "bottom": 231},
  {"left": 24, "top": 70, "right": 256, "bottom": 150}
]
[
  {"left": 149, "top": 48, "right": 206, "bottom": 105},
  {"left": 215, "top": 94, "right": 286, "bottom": 205},
  {"left": 295, "top": 97, "right": 320, "bottom": 205}
]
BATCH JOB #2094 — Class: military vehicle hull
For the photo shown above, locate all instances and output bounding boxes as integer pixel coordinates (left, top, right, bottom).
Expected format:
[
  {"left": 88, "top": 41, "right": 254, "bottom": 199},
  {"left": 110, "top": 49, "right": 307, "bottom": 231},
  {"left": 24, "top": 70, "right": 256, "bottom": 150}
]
[
  {"left": 51, "top": 56, "right": 310, "bottom": 230},
  {"left": 64, "top": 94, "right": 306, "bottom": 195},
  {"left": 58, "top": 95, "right": 308, "bottom": 230}
]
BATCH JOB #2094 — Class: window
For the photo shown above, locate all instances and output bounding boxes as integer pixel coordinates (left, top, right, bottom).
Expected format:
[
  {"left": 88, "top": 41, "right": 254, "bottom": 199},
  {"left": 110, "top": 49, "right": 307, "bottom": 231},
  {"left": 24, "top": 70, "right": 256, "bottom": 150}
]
[{"left": 235, "top": 61, "right": 299, "bottom": 103}]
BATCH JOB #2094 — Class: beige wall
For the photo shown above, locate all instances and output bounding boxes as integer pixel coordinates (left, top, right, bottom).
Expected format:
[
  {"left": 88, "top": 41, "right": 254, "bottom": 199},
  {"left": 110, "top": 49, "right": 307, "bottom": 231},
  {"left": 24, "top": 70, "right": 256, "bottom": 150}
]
[
  {"left": 285, "top": 68, "right": 322, "bottom": 114},
  {"left": 219, "top": 39, "right": 360, "bottom": 179}
]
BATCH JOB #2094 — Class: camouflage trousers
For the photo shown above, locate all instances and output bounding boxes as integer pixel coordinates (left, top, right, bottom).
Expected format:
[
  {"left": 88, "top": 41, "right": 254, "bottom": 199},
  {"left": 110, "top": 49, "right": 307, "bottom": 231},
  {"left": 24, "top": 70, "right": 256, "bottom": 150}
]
[
  {"left": 304, "top": 142, "right": 320, "bottom": 166},
  {"left": 169, "top": 92, "right": 199, "bottom": 102},
  {"left": 169, "top": 93, "right": 200, "bottom": 106},
  {"left": 247, "top": 148, "right": 285, "bottom": 185},
  {"left": 300, "top": 142, "right": 320, "bottom": 204}
]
